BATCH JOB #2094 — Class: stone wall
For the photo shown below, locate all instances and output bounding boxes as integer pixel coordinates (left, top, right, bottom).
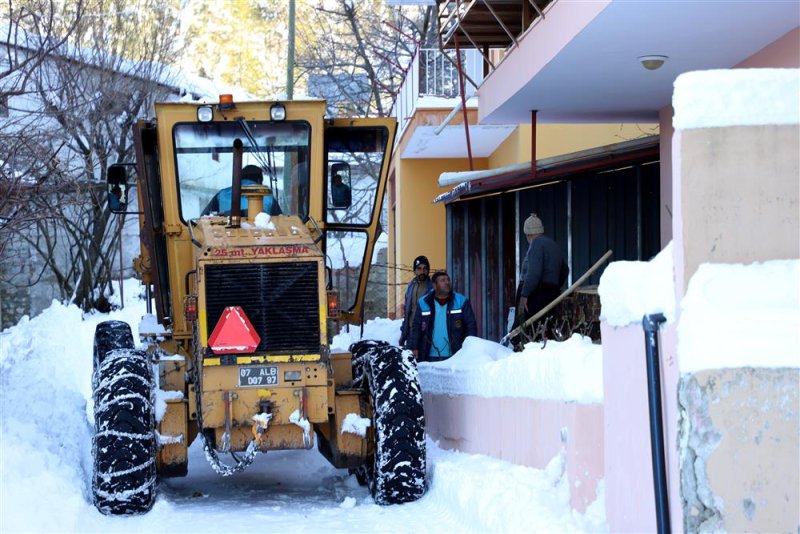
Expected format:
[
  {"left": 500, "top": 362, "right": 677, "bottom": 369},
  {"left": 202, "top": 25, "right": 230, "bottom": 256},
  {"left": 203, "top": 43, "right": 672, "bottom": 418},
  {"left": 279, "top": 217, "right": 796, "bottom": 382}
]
[{"left": 678, "top": 368, "right": 799, "bottom": 532}]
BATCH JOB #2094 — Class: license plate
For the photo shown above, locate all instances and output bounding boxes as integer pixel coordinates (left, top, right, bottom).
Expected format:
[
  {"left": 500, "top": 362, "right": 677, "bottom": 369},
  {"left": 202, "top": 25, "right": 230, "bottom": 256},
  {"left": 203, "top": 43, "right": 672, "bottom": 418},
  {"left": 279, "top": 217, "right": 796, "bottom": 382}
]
[{"left": 238, "top": 365, "right": 278, "bottom": 387}]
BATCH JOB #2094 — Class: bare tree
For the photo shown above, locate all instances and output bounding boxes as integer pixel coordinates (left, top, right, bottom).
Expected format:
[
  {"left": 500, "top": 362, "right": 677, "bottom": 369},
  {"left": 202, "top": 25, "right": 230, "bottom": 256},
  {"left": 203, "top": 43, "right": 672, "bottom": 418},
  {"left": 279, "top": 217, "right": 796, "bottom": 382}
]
[
  {"left": 0, "top": 0, "right": 182, "bottom": 318},
  {"left": 0, "top": 1, "right": 82, "bottom": 247},
  {"left": 298, "top": 0, "right": 434, "bottom": 118}
]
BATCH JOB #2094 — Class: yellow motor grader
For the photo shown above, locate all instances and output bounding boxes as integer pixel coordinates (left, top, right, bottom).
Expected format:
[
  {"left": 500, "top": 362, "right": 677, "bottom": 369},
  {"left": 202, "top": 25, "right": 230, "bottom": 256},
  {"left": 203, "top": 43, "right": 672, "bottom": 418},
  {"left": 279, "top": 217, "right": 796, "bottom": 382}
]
[{"left": 92, "top": 97, "right": 426, "bottom": 515}]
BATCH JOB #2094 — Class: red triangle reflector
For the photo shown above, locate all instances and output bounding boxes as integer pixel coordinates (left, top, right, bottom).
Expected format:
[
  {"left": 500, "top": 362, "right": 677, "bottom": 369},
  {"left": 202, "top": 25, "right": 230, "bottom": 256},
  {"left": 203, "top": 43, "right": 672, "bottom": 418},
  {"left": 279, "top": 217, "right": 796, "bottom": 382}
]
[{"left": 208, "top": 306, "right": 261, "bottom": 354}]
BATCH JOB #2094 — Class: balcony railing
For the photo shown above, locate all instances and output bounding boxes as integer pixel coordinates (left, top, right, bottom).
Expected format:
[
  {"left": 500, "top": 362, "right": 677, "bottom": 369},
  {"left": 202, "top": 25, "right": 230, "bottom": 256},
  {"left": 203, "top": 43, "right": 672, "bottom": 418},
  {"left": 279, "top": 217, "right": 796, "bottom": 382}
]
[{"left": 392, "top": 47, "right": 484, "bottom": 142}]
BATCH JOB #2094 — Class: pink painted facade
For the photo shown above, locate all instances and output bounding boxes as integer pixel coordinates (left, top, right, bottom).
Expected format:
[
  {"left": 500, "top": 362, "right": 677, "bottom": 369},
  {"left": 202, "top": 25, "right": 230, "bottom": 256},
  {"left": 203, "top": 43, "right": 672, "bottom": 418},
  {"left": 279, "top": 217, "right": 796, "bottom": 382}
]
[
  {"left": 424, "top": 393, "right": 604, "bottom": 512},
  {"left": 735, "top": 27, "right": 800, "bottom": 68},
  {"left": 420, "top": 2, "right": 798, "bottom": 530},
  {"left": 600, "top": 320, "right": 681, "bottom": 532},
  {"left": 477, "top": 0, "right": 611, "bottom": 124}
]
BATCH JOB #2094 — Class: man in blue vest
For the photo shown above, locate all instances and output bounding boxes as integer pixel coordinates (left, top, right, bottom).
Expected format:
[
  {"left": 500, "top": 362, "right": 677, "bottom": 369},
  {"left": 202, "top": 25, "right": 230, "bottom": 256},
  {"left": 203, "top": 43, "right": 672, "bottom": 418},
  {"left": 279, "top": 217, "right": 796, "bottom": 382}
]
[{"left": 409, "top": 271, "right": 477, "bottom": 361}]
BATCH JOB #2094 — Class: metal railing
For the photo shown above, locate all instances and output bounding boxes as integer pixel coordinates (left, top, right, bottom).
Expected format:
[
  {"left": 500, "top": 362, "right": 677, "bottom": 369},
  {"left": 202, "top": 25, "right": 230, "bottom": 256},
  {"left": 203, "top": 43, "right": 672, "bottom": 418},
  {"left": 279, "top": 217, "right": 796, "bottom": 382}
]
[{"left": 391, "top": 47, "right": 484, "bottom": 142}]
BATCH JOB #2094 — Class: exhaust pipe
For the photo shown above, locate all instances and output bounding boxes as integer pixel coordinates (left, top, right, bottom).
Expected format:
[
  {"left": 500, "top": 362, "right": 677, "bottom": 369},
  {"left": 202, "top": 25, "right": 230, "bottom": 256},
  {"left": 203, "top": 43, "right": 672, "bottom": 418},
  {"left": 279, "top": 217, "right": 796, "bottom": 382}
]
[{"left": 230, "top": 138, "right": 244, "bottom": 228}]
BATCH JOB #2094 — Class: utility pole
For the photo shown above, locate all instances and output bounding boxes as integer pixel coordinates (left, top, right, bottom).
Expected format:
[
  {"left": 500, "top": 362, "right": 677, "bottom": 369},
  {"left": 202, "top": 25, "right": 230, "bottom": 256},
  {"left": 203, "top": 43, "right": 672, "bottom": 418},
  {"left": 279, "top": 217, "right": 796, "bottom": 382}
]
[
  {"left": 286, "top": 0, "right": 295, "bottom": 100},
  {"left": 283, "top": 0, "right": 297, "bottom": 200}
]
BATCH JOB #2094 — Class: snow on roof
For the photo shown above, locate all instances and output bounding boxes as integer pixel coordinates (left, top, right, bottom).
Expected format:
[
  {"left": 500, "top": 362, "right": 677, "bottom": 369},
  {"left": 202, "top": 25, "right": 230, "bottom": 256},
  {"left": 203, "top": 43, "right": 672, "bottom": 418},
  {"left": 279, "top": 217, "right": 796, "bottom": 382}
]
[
  {"left": 678, "top": 259, "right": 799, "bottom": 373},
  {"left": 415, "top": 95, "right": 478, "bottom": 110},
  {"left": 598, "top": 242, "right": 676, "bottom": 327},
  {"left": 0, "top": 23, "right": 220, "bottom": 100},
  {"left": 673, "top": 68, "right": 800, "bottom": 130},
  {"left": 436, "top": 135, "right": 660, "bottom": 191}
]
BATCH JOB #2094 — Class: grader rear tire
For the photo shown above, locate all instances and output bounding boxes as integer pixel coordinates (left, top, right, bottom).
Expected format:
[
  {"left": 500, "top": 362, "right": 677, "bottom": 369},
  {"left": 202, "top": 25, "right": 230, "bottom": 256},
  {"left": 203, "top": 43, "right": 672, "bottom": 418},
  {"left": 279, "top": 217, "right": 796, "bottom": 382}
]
[{"left": 351, "top": 340, "right": 426, "bottom": 505}]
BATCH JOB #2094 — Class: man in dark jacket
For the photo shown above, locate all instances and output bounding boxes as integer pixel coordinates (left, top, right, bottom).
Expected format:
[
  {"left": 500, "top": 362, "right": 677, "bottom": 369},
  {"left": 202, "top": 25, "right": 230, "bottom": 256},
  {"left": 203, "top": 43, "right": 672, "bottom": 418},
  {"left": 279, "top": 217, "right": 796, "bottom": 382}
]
[
  {"left": 515, "top": 213, "right": 568, "bottom": 330},
  {"left": 399, "top": 255, "right": 433, "bottom": 348},
  {"left": 409, "top": 271, "right": 477, "bottom": 361}
]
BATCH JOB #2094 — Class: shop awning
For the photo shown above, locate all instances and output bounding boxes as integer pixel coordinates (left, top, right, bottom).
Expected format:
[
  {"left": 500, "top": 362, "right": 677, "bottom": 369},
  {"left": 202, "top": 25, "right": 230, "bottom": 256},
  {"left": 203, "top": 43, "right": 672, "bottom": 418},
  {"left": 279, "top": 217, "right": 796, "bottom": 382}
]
[{"left": 434, "top": 135, "right": 660, "bottom": 204}]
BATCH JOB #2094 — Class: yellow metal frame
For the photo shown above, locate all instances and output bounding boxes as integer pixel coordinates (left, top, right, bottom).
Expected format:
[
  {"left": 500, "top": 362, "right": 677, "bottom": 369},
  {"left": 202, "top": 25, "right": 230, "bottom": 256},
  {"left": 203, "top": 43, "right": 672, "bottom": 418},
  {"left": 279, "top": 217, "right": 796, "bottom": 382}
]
[{"left": 134, "top": 99, "right": 396, "bottom": 460}]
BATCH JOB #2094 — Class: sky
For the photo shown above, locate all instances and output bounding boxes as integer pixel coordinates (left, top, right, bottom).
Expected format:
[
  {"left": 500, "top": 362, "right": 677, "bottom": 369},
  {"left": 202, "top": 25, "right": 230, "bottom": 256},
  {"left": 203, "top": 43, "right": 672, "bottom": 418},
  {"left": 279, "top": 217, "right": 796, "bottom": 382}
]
[{"left": 0, "top": 278, "right": 607, "bottom": 534}]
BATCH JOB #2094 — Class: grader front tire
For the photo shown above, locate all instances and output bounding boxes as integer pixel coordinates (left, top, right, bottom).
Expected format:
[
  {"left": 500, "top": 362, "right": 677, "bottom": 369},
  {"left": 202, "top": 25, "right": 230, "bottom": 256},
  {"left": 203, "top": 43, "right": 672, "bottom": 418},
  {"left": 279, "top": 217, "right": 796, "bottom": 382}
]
[
  {"left": 92, "top": 321, "right": 157, "bottom": 515},
  {"left": 351, "top": 340, "right": 426, "bottom": 505}
]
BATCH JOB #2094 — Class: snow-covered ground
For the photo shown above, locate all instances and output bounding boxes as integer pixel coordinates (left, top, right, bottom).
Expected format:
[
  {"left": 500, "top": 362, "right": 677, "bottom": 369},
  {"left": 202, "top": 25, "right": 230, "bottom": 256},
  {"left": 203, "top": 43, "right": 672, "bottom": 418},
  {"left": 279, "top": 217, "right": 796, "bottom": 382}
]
[{"left": 0, "top": 279, "right": 605, "bottom": 533}]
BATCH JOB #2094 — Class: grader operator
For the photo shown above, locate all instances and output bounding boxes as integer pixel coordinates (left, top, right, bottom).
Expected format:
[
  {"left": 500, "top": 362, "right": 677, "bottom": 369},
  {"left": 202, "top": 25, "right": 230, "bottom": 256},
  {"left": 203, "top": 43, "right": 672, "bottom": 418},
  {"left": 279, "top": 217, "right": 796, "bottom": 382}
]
[{"left": 92, "top": 97, "right": 426, "bottom": 514}]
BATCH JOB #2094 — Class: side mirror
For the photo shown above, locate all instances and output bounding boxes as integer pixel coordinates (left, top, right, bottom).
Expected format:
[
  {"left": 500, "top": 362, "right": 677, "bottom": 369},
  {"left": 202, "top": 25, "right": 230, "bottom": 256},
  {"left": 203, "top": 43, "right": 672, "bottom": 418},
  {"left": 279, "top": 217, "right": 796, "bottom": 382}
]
[
  {"left": 106, "top": 163, "right": 134, "bottom": 213},
  {"left": 328, "top": 161, "right": 351, "bottom": 209}
]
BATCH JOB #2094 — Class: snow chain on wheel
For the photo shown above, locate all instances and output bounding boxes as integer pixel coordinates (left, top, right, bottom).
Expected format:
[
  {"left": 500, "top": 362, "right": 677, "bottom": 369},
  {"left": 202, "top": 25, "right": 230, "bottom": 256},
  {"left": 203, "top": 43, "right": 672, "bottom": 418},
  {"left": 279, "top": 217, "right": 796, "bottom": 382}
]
[
  {"left": 190, "top": 322, "right": 262, "bottom": 476},
  {"left": 351, "top": 340, "right": 426, "bottom": 505},
  {"left": 92, "top": 321, "right": 157, "bottom": 515}
]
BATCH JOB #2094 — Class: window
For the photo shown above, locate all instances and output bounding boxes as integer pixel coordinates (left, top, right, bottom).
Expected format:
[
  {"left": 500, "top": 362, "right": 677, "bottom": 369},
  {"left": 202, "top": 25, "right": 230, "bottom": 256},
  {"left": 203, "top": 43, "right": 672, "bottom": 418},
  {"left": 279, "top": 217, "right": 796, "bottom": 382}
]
[
  {"left": 173, "top": 120, "right": 311, "bottom": 222},
  {"left": 324, "top": 127, "right": 389, "bottom": 226}
]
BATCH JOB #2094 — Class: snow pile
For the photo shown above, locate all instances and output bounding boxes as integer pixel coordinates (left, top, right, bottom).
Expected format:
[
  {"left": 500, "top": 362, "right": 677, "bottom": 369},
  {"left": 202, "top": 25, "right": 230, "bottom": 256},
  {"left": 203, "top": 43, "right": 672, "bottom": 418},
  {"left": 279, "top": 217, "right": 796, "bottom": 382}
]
[
  {"left": 0, "top": 279, "right": 147, "bottom": 533},
  {"left": 598, "top": 242, "right": 675, "bottom": 327},
  {"left": 330, "top": 317, "right": 400, "bottom": 351},
  {"left": 679, "top": 259, "right": 800, "bottom": 373},
  {"left": 0, "top": 280, "right": 607, "bottom": 531},
  {"left": 339, "top": 496, "right": 357, "bottom": 509},
  {"left": 341, "top": 413, "right": 371, "bottom": 437},
  {"left": 673, "top": 68, "right": 800, "bottom": 129},
  {"left": 419, "top": 335, "right": 603, "bottom": 403},
  {"left": 139, "top": 313, "right": 166, "bottom": 334},
  {"left": 428, "top": 444, "right": 607, "bottom": 532},
  {"left": 332, "top": 320, "right": 602, "bottom": 403}
]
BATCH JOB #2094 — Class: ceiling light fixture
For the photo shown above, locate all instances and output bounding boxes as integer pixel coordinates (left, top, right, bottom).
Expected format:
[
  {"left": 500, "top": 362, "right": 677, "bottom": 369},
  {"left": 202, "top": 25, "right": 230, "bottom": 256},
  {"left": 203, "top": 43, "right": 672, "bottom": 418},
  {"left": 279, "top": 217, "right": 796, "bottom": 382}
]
[{"left": 638, "top": 55, "right": 668, "bottom": 71}]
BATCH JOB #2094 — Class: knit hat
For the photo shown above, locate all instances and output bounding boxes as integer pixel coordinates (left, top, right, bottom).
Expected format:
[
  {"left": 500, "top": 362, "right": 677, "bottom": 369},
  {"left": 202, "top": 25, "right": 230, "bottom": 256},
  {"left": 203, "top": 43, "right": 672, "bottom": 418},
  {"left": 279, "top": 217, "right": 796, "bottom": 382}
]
[
  {"left": 523, "top": 213, "right": 544, "bottom": 235},
  {"left": 413, "top": 255, "right": 430, "bottom": 269}
]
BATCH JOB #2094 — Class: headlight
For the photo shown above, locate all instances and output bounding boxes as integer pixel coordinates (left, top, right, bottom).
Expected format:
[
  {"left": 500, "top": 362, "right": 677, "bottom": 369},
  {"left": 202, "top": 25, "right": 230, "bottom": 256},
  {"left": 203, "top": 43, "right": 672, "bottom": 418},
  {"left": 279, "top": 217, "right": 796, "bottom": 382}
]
[
  {"left": 270, "top": 103, "right": 286, "bottom": 121},
  {"left": 197, "top": 105, "right": 213, "bottom": 122}
]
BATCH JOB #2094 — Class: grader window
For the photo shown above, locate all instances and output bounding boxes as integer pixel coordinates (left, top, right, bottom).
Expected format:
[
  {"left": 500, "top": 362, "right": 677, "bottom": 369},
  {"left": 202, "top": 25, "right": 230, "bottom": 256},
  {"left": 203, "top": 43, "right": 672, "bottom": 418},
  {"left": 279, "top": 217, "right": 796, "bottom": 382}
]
[
  {"left": 324, "top": 127, "right": 388, "bottom": 226},
  {"left": 325, "top": 230, "right": 368, "bottom": 311},
  {"left": 173, "top": 121, "right": 311, "bottom": 222}
]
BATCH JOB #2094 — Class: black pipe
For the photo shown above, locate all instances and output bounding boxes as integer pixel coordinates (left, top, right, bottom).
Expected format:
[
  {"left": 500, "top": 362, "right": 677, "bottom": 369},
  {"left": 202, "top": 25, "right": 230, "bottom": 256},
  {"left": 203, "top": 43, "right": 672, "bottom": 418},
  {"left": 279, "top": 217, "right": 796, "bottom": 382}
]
[
  {"left": 230, "top": 138, "right": 244, "bottom": 227},
  {"left": 642, "top": 313, "right": 670, "bottom": 534},
  {"left": 184, "top": 270, "right": 196, "bottom": 294}
]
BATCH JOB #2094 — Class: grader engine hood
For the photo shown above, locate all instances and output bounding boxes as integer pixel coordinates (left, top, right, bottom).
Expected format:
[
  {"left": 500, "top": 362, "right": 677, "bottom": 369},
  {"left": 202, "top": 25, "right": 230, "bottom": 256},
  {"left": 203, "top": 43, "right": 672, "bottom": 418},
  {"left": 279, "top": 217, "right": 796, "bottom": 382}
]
[
  {"left": 191, "top": 214, "right": 319, "bottom": 260},
  {"left": 191, "top": 216, "right": 329, "bottom": 362}
]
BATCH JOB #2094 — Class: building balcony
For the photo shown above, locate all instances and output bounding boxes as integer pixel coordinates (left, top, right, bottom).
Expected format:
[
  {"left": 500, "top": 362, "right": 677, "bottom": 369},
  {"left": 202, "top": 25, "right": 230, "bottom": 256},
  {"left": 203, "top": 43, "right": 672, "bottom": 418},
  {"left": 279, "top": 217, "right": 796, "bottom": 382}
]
[{"left": 391, "top": 47, "right": 485, "bottom": 143}]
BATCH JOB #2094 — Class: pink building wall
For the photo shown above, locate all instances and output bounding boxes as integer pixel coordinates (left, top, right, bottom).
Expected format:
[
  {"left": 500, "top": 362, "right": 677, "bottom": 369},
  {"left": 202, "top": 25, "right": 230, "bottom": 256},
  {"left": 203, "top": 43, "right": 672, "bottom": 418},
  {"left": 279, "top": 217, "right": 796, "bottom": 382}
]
[
  {"left": 424, "top": 394, "right": 604, "bottom": 513},
  {"left": 735, "top": 27, "right": 800, "bottom": 68},
  {"left": 601, "top": 322, "right": 681, "bottom": 532},
  {"left": 423, "top": 19, "right": 798, "bottom": 533},
  {"left": 658, "top": 107, "right": 674, "bottom": 248},
  {"left": 602, "top": 29, "right": 799, "bottom": 532},
  {"left": 477, "top": 0, "right": 610, "bottom": 123}
]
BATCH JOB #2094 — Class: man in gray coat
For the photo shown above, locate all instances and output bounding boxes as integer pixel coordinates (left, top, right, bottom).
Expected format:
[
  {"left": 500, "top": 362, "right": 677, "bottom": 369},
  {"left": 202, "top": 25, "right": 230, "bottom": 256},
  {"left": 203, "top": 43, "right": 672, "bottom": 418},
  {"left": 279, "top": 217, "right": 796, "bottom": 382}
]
[
  {"left": 514, "top": 213, "right": 568, "bottom": 331},
  {"left": 399, "top": 255, "right": 433, "bottom": 348}
]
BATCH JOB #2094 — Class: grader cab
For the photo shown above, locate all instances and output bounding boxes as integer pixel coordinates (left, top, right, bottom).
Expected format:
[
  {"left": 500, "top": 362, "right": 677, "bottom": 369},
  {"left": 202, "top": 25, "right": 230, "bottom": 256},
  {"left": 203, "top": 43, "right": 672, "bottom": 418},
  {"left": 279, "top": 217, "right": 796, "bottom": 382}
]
[{"left": 91, "top": 98, "right": 426, "bottom": 515}]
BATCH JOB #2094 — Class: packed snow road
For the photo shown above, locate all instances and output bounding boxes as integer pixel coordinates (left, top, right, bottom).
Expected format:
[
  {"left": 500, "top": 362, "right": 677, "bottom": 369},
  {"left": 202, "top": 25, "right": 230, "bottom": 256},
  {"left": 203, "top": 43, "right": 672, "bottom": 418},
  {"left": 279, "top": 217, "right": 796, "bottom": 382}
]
[
  {"left": 72, "top": 440, "right": 468, "bottom": 533},
  {"left": 0, "top": 281, "right": 604, "bottom": 533}
]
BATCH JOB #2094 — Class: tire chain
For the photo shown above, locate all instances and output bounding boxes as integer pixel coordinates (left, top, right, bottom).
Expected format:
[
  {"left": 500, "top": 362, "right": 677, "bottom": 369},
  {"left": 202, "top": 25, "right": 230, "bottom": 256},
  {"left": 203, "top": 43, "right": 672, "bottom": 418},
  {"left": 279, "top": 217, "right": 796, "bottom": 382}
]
[
  {"left": 92, "top": 348, "right": 157, "bottom": 514},
  {"left": 192, "top": 323, "right": 262, "bottom": 477}
]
